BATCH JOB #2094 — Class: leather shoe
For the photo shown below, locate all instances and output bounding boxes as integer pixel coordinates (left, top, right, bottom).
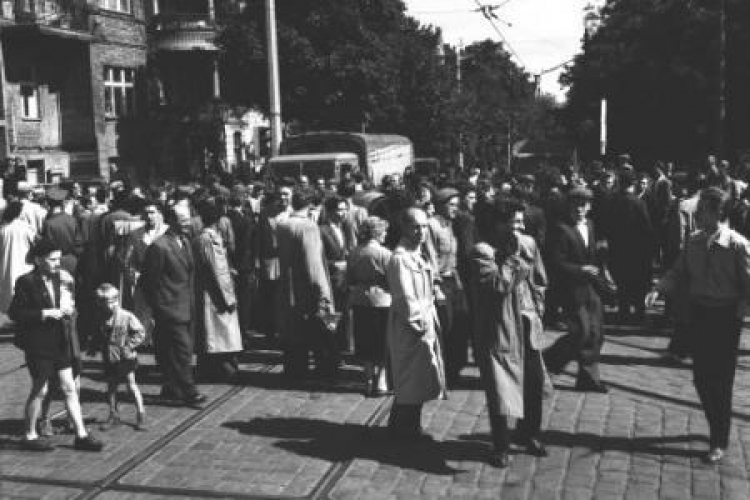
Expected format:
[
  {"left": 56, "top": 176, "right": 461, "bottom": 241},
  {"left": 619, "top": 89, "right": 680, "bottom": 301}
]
[
  {"left": 489, "top": 450, "right": 511, "bottom": 468},
  {"left": 184, "top": 393, "right": 207, "bottom": 407},
  {"left": 21, "top": 437, "right": 54, "bottom": 452},
  {"left": 703, "top": 447, "right": 724, "bottom": 464},
  {"left": 74, "top": 434, "right": 104, "bottom": 452},
  {"left": 575, "top": 380, "right": 608, "bottom": 393}
]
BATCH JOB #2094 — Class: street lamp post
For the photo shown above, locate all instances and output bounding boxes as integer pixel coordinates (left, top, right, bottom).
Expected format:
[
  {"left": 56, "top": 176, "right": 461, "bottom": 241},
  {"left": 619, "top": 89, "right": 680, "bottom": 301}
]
[{"left": 265, "top": 0, "right": 282, "bottom": 157}]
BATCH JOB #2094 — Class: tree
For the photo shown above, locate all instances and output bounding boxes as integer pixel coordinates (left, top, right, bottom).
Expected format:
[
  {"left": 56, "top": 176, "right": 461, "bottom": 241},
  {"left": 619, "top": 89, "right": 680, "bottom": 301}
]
[{"left": 563, "top": 0, "right": 750, "bottom": 166}]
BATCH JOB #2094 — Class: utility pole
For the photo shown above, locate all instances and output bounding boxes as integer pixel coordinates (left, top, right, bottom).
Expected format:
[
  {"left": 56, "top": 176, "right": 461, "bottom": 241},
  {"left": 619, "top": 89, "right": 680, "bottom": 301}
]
[
  {"left": 718, "top": 0, "right": 727, "bottom": 159},
  {"left": 457, "top": 41, "right": 465, "bottom": 171},
  {"left": 265, "top": 0, "right": 282, "bottom": 156}
]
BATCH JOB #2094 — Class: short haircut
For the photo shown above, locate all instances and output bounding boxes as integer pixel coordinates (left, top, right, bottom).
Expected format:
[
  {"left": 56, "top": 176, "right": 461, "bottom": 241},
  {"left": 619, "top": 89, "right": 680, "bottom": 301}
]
[
  {"left": 291, "top": 189, "right": 315, "bottom": 211},
  {"left": 324, "top": 195, "right": 346, "bottom": 214},
  {"left": 337, "top": 180, "right": 356, "bottom": 198},
  {"left": 699, "top": 187, "right": 731, "bottom": 221},
  {"left": 95, "top": 283, "right": 119, "bottom": 301},
  {"left": 31, "top": 238, "right": 61, "bottom": 259}
]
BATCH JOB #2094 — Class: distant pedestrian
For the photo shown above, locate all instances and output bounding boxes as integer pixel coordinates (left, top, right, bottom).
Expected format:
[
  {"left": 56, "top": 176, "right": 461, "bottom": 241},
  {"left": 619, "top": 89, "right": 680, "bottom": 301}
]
[
  {"left": 0, "top": 201, "right": 35, "bottom": 314},
  {"left": 89, "top": 283, "right": 146, "bottom": 431},
  {"left": 647, "top": 187, "right": 750, "bottom": 464}
]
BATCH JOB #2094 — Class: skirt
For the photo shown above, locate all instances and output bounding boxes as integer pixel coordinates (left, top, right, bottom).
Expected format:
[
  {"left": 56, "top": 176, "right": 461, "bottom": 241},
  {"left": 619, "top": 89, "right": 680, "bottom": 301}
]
[{"left": 352, "top": 306, "right": 388, "bottom": 364}]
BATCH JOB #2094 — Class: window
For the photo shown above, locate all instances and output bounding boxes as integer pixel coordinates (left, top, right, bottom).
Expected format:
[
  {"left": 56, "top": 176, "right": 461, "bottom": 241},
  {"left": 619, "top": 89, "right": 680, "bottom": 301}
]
[
  {"left": 20, "top": 83, "right": 40, "bottom": 120},
  {"left": 100, "top": 0, "right": 131, "bottom": 14},
  {"left": 104, "top": 67, "right": 135, "bottom": 119}
]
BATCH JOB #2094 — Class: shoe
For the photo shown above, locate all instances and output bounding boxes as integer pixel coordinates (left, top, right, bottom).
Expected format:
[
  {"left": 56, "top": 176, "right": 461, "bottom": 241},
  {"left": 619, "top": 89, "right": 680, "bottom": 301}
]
[
  {"left": 135, "top": 415, "right": 147, "bottom": 431},
  {"left": 21, "top": 437, "right": 54, "bottom": 452},
  {"left": 489, "top": 450, "right": 511, "bottom": 468},
  {"left": 183, "top": 393, "right": 207, "bottom": 407},
  {"left": 703, "top": 447, "right": 724, "bottom": 464},
  {"left": 372, "top": 388, "right": 394, "bottom": 397},
  {"left": 575, "top": 380, "right": 609, "bottom": 393},
  {"left": 74, "top": 434, "right": 104, "bottom": 452}
]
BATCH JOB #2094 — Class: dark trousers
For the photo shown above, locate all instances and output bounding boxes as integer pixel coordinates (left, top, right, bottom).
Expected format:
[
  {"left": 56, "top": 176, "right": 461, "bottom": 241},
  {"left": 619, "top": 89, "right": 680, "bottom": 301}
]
[
  {"left": 516, "top": 325, "right": 544, "bottom": 440},
  {"left": 282, "top": 313, "right": 340, "bottom": 380},
  {"left": 388, "top": 403, "right": 423, "bottom": 437},
  {"left": 544, "top": 294, "right": 604, "bottom": 384},
  {"left": 153, "top": 320, "right": 197, "bottom": 399},
  {"left": 437, "top": 278, "right": 469, "bottom": 384},
  {"left": 691, "top": 303, "right": 741, "bottom": 449}
]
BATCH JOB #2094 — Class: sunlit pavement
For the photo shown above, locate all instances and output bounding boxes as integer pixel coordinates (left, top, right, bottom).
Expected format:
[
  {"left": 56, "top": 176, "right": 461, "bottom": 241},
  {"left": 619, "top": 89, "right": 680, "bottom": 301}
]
[{"left": 1, "top": 309, "right": 749, "bottom": 499}]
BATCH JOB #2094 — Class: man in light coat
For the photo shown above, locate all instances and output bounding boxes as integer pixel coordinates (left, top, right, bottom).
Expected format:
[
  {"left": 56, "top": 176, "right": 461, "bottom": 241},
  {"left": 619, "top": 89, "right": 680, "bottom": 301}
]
[{"left": 387, "top": 207, "right": 446, "bottom": 442}]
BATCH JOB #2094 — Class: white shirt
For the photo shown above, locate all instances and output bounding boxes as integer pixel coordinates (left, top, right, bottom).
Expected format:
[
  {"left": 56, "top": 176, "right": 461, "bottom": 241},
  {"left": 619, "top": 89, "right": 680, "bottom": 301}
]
[{"left": 576, "top": 220, "right": 589, "bottom": 248}]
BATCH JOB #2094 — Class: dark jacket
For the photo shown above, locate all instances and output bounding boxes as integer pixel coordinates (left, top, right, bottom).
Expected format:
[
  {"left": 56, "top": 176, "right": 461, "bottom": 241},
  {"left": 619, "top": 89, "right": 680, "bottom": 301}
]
[
  {"left": 143, "top": 231, "right": 195, "bottom": 324},
  {"left": 8, "top": 270, "right": 66, "bottom": 357},
  {"left": 547, "top": 219, "right": 599, "bottom": 307}
]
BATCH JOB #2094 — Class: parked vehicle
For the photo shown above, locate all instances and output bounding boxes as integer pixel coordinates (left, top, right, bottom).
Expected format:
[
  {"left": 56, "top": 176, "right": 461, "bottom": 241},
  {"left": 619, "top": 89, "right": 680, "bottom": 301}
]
[
  {"left": 267, "top": 153, "right": 359, "bottom": 182},
  {"left": 280, "top": 132, "right": 414, "bottom": 186}
]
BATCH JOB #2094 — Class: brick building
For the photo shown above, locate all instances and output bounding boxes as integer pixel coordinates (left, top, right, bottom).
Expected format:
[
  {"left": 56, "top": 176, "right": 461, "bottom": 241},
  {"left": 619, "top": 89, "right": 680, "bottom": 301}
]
[{"left": 0, "top": 0, "right": 265, "bottom": 184}]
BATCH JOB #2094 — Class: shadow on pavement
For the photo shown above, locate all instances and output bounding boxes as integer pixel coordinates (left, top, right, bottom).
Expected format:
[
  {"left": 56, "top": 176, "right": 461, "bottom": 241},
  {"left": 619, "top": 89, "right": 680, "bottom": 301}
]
[
  {"left": 223, "top": 417, "right": 481, "bottom": 475},
  {"left": 598, "top": 353, "right": 691, "bottom": 369},
  {"left": 460, "top": 430, "right": 706, "bottom": 458}
]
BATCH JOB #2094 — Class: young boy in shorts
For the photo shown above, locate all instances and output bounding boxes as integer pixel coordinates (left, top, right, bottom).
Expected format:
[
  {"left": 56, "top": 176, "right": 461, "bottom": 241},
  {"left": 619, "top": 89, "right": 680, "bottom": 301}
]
[{"left": 90, "top": 283, "right": 147, "bottom": 430}]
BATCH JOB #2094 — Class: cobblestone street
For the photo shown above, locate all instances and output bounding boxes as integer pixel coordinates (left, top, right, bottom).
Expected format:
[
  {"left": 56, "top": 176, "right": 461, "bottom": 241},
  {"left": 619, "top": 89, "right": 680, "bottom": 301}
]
[{"left": 2, "top": 311, "right": 750, "bottom": 499}]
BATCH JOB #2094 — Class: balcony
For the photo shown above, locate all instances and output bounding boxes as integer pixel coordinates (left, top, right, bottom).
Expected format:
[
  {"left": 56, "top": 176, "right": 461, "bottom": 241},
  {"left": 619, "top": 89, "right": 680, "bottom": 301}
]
[
  {"left": 0, "top": 0, "right": 92, "bottom": 40},
  {"left": 151, "top": 13, "right": 217, "bottom": 52}
]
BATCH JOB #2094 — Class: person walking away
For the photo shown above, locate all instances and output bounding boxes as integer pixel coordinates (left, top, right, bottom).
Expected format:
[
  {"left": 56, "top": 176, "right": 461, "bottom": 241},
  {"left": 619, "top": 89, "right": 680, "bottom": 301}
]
[
  {"left": 89, "top": 283, "right": 146, "bottom": 431},
  {"left": 347, "top": 216, "right": 392, "bottom": 396},
  {"left": 193, "top": 201, "right": 243, "bottom": 383},
  {"left": 0, "top": 201, "right": 35, "bottom": 316},
  {"left": 9, "top": 238, "right": 104, "bottom": 452},
  {"left": 646, "top": 187, "right": 750, "bottom": 464},
  {"left": 386, "top": 208, "right": 446, "bottom": 442},
  {"left": 276, "top": 189, "right": 339, "bottom": 381}
]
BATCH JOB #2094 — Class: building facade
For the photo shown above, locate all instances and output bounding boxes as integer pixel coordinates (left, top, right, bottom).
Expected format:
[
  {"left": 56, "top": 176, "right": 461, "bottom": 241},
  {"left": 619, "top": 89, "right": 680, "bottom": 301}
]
[{"left": 0, "top": 0, "right": 266, "bottom": 184}]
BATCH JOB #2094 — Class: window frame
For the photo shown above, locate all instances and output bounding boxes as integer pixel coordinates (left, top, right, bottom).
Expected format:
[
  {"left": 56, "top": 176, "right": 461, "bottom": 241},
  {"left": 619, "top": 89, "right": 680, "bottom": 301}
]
[
  {"left": 19, "top": 81, "right": 41, "bottom": 121},
  {"left": 103, "top": 66, "right": 136, "bottom": 119},
  {"left": 100, "top": 0, "right": 132, "bottom": 15}
]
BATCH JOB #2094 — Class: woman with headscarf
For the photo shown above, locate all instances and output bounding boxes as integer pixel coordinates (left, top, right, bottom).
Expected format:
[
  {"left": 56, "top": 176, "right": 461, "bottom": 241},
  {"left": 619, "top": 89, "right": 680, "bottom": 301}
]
[{"left": 346, "top": 216, "right": 392, "bottom": 396}]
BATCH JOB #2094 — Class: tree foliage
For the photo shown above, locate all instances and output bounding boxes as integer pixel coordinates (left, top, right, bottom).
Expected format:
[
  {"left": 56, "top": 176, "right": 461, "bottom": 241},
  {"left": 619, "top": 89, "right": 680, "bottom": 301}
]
[
  {"left": 563, "top": 0, "right": 750, "bottom": 165},
  {"left": 217, "top": 0, "right": 566, "bottom": 169}
]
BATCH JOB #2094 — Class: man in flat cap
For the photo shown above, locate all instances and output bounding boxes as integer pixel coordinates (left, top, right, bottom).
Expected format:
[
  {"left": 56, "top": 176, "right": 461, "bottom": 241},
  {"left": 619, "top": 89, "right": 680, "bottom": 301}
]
[{"left": 544, "top": 186, "right": 608, "bottom": 392}]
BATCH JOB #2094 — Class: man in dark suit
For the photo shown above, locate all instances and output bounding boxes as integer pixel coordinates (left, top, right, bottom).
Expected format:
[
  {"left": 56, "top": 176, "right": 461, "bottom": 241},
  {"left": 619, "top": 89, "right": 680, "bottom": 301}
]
[
  {"left": 544, "top": 187, "right": 608, "bottom": 393},
  {"left": 9, "top": 239, "right": 104, "bottom": 452},
  {"left": 143, "top": 197, "right": 206, "bottom": 406},
  {"left": 320, "top": 195, "right": 354, "bottom": 313},
  {"left": 41, "top": 187, "right": 83, "bottom": 276}
]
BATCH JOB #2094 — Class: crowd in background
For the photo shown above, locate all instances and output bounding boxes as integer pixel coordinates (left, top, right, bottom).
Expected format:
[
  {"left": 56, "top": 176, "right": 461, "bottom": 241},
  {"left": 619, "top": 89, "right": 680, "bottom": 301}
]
[{"left": 2, "top": 151, "right": 750, "bottom": 465}]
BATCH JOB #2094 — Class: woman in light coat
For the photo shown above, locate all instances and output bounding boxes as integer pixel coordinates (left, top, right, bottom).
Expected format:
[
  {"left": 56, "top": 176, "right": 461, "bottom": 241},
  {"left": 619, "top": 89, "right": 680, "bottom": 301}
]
[
  {"left": 193, "top": 201, "right": 243, "bottom": 383},
  {"left": 386, "top": 207, "right": 445, "bottom": 442}
]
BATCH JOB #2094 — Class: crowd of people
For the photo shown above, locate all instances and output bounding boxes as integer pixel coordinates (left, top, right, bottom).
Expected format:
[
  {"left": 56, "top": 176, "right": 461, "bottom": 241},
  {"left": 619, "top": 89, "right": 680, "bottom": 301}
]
[{"left": 2, "top": 152, "right": 749, "bottom": 467}]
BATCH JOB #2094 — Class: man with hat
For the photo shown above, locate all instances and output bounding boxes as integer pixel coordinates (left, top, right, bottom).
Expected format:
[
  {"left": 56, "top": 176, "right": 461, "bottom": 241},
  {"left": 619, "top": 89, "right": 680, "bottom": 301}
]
[
  {"left": 428, "top": 187, "right": 469, "bottom": 386},
  {"left": 544, "top": 186, "right": 608, "bottom": 392},
  {"left": 41, "top": 187, "right": 82, "bottom": 276}
]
